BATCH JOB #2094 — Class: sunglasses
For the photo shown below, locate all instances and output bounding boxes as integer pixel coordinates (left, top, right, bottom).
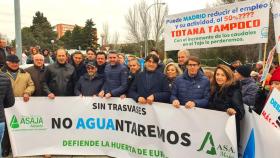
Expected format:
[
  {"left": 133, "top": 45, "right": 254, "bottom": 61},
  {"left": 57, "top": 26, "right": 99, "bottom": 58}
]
[{"left": 87, "top": 67, "right": 96, "bottom": 70}]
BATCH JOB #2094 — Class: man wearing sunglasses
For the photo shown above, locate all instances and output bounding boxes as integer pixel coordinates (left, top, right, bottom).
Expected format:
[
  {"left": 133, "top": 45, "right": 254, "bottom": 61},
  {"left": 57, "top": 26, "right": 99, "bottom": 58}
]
[{"left": 74, "top": 61, "right": 104, "bottom": 96}]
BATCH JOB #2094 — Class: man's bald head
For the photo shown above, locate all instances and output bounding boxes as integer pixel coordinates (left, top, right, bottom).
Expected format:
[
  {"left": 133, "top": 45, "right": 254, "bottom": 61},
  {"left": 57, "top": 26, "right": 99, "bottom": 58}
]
[{"left": 33, "top": 54, "right": 44, "bottom": 68}]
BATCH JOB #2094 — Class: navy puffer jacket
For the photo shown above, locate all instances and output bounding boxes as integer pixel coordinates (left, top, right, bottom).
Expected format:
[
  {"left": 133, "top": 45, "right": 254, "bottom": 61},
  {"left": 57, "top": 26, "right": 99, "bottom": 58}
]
[
  {"left": 170, "top": 70, "right": 210, "bottom": 108},
  {"left": 102, "top": 63, "right": 128, "bottom": 97},
  {"left": 128, "top": 70, "right": 170, "bottom": 103}
]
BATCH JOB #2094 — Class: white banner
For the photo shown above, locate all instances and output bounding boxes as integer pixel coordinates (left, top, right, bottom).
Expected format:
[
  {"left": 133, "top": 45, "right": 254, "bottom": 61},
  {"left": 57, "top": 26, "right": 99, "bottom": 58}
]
[
  {"left": 5, "top": 97, "right": 237, "bottom": 158},
  {"left": 273, "top": 0, "right": 280, "bottom": 53},
  {"left": 240, "top": 106, "right": 280, "bottom": 158},
  {"left": 260, "top": 89, "right": 280, "bottom": 129},
  {"left": 164, "top": 0, "right": 270, "bottom": 51}
]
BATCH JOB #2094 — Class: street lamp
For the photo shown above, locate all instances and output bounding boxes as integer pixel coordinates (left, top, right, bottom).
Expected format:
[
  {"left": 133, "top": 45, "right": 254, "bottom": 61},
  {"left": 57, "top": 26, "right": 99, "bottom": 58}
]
[
  {"left": 101, "top": 34, "right": 105, "bottom": 51},
  {"left": 144, "top": 2, "right": 166, "bottom": 58},
  {"left": 51, "top": 40, "right": 54, "bottom": 51}
]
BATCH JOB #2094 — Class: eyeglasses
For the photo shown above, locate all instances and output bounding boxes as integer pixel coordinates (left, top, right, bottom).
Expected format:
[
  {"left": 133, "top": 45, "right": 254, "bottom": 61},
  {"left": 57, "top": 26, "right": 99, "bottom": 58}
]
[{"left": 187, "top": 64, "right": 199, "bottom": 67}]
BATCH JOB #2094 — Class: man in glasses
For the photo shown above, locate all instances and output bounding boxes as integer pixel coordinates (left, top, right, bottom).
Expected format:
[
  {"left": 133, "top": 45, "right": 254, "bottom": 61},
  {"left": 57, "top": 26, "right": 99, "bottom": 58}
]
[
  {"left": 74, "top": 61, "right": 104, "bottom": 96},
  {"left": 171, "top": 56, "right": 210, "bottom": 109},
  {"left": 25, "top": 54, "right": 47, "bottom": 96}
]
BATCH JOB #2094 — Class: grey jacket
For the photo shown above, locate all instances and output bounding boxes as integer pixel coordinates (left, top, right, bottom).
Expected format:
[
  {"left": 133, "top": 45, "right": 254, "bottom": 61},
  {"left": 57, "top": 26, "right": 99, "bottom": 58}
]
[{"left": 240, "top": 78, "right": 258, "bottom": 106}]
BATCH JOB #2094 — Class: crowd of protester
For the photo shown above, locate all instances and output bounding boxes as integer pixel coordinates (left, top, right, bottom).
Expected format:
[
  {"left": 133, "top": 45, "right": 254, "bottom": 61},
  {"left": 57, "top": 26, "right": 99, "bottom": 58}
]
[{"left": 1, "top": 37, "right": 280, "bottom": 157}]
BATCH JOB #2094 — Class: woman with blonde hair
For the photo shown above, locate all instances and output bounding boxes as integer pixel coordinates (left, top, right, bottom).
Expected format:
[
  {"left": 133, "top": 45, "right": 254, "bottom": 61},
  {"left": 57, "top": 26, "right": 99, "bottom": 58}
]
[
  {"left": 208, "top": 64, "right": 244, "bottom": 145},
  {"left": 164, "top": 62, "right": 183, "bottom": 90}
]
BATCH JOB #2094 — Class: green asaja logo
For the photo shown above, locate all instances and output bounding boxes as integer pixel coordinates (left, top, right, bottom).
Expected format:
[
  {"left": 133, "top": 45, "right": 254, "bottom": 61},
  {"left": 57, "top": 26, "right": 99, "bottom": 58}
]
[
  {"left": 197, "top": 132, "right": 235, "bottom": 158},
  {"left": 9, "top": 115, "right": 44, "bottom": 130},
  {"left": 197, "top": 132, "right": 217, "bottom": 155},
  {"left": 10, "top": 115, "right": 20, "bottom": 129}
]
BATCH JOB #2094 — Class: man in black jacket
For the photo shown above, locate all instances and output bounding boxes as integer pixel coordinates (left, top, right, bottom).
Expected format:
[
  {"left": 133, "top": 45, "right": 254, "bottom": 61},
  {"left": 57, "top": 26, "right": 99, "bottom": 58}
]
[
  {"left": 128, "top": 54, "right": 170, "bottom": 104},
  {"left": 42, "top": 48, "right": 76, "bottom": 98},
  {"left": 25, "top": 54, "right": 47, "bottom": 96},
  {"left": 0, "top": 73, "right": 15, "bottom": 156},
  {"left": 70, "top": 51, "right": 86, "bottom": 82},
  {"left": 96, "top": 52, "right": 107, "bottom": 75}
]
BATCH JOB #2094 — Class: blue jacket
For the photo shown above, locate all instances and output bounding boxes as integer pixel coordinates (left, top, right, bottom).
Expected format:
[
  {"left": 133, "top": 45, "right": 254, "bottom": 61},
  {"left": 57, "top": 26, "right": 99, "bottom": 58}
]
[
  {"left": 170, "top": 70, "right": 210, "bottom": 108},
  {"left": 240, "top": 78, "right": 258, "bottom": 106},
  {"left": 102, "top": 63, "right": 128, "bottom": 97},
  {"left": 128, "top": 70, "right": 170, "bottom": 103},
  {"left": 74, "top": 73, "right": 104, "bottom": 96}
]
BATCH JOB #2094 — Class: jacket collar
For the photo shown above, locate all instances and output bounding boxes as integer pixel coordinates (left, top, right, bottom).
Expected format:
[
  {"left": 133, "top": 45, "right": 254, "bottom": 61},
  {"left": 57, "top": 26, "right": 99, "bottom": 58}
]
[
  {"left": 183, "top": 69, "right": 203, "bottom": 80},
  {"left": 240, "top": 77, "right": 254, "bottom": 85},
  {"left": 84, "top": 73, "right": 101, "bottom": 80}
]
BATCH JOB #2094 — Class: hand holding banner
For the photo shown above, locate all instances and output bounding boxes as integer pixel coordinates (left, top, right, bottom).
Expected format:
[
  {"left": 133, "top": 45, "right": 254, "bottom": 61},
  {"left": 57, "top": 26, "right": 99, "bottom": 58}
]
[{"left": 5, "top": 97, "right": 237, "bottom": 158}]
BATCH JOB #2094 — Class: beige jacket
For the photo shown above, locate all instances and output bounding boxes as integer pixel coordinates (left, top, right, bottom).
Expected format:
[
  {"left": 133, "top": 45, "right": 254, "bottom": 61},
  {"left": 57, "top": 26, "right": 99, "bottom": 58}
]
[{"left": 4, "top": 69, "right": 35, "bottom": 97}]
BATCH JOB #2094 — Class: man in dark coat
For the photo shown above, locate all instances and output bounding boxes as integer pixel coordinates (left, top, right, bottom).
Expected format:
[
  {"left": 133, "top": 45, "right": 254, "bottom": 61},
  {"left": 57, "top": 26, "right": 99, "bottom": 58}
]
[
  {"left": 121, "top": 58, "right": 141, "bottom": 99},
  {"left": 234, "top": 65, "right": 258, "bottom": 107},
  {"left": 25, "top": 54, "right": 47, "bottom": 96},
  {"left": 75, "top": 61, "right": 104, "bottom": 96},
  {"left": 99, "top": 51, "right": 128, "bottom": 98},
  {"left": 171, "top": 56, "right": 210, "bottom": 108},
  {"left": 70, "top": 51, "right": 86, "bottom": 82},
  {"left": 96, "top": 52, "right": 107, "bottom": 75},
  {"left": 149, "top": 49, "right": 165, "bottom": 73},
  {"left": 84, "top": 48, "right": 96, "bottom": 65},
  {"left": 42, "top": 48, "right": 76, "bottom": 98},
  {"left": 128, "top": 54, "right": 170, "bottom": 104},
  {"left": 0, "top": 72, "right": 14, "bottom": 157}
]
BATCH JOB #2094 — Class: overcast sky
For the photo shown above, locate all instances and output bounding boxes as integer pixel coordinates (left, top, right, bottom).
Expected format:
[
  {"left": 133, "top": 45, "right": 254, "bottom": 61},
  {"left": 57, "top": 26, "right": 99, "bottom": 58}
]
[{"left": 0, "top": 0, "right": 216, "bottom": 43}]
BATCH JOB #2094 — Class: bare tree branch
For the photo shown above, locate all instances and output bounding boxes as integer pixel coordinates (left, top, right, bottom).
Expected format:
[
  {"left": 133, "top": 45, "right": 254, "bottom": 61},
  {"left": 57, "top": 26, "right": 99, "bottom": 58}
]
[
  {"left": 152, "top": 0, "right": 168, "bottom": 49},
  {"left": 102, "top": 22, "right": 110, "bottom": 46},
  {"left": 125, "top": 5, "right": 141, "bottom": 43},
  {"left": 111, "top": 32, "right": 120, "bottom": 50}
]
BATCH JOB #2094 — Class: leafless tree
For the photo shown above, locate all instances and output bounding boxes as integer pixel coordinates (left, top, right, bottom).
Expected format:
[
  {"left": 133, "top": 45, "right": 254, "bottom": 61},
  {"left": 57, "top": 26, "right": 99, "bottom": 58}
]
[
  {"left": 102, "top": 22, "right": 110, "bottom": 46},
  {"left": 152, "top": 0, "right": 168, "bottom": 49},
  {"left": 125, "top": 5, "right": 141, "bottom": 43},
  {"left": 111, "top": 32, "right": 120, "bottom": 50},
  {"left": 125, "top": 0, "right": 167, "bottom": 52}
]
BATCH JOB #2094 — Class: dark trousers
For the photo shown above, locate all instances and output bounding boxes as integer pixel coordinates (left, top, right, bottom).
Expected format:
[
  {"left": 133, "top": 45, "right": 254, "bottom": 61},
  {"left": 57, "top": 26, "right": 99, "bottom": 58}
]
[{"left": 1, "top": 123, "right": 11, "bottom": 155}]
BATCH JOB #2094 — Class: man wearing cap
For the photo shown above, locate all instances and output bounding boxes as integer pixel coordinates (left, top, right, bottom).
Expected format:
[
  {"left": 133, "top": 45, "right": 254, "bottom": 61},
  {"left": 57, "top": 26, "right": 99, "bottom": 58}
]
[
  {"left": 74, "top": 61, "right": 104, "bottom": 96},
  {"left": 234, "top": 65, "right": 258, "bottom": 107},
  {"left": 0, "top": 55, "right": 35, "bottom": 101}
]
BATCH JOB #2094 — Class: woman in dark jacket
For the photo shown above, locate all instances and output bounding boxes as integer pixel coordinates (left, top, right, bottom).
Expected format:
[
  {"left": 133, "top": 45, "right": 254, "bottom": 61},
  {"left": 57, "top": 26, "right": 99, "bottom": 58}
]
[
  {"left": 163, "top": 62, "right": 182, "bottom": 90},
  {"left": 128, "top": 54, "right": 170, "bottom": 104},
  {"left": 208, "top": 64, "right": 245, "bottom": 145}
]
